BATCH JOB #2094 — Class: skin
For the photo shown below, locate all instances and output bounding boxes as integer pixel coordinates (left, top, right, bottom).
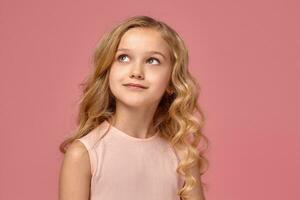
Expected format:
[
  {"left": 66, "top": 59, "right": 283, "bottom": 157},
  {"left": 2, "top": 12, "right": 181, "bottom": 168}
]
[
  {"left": 108, "top": 27, "right": 172, "bottom": 139},
  {"left": 177, "top": 148, "right": 206, "bottom": 200},
  {"left": 59, "top": 27, "right": 171, "bottom": 200},
  {"left": 58, "top": 140, "right": 91, "bottom": 200},
  {"left": 58, "top": 27, "right": 205, "bottom": 200}
]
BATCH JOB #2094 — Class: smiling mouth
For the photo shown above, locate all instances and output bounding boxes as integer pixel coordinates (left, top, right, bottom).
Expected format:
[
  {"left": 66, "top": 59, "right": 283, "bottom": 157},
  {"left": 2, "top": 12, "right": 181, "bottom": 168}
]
[
  {"left": 123, "top": 83, "right": 148, "bottom": 89},
  {"left": 123, "top": 85, "right": 147, "bottom": 89}
]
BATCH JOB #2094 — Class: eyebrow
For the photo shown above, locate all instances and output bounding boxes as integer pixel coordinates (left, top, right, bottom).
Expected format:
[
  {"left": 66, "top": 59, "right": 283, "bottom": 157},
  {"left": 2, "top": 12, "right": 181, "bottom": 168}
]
[{"left": 117, "top": 48, "right": 167, "bottom": 60}]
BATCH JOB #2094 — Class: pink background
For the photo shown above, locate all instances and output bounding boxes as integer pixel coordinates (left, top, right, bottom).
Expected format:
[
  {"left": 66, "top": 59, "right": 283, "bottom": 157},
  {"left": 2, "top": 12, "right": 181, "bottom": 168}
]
[{"left": 1, "top": 0, "right": 299, "bottom": 199}]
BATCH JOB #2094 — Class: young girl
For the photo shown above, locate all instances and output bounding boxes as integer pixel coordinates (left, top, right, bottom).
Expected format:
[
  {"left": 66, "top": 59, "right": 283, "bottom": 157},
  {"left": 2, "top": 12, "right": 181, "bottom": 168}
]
[{"left": 58, "top": 15, "right": 209, "bottom": 200}]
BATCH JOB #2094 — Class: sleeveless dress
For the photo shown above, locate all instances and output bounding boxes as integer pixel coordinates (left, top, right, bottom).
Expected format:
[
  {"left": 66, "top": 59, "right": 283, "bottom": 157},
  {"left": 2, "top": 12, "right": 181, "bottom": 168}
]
[{"left": 76, "top": 119, "right": 184, "bottom": 200}]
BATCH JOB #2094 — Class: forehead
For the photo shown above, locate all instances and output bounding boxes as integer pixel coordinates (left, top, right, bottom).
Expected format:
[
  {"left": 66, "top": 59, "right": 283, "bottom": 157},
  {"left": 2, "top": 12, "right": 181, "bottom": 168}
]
[{"left": 117, "top": 28, "right": 169, "bottom": 57}]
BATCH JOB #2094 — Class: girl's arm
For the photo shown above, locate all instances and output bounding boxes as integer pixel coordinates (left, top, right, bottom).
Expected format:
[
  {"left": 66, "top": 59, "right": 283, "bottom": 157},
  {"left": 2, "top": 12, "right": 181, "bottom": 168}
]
[
  {"left": 58, "top": 140, "right": 92, "bottom": 200},
  {"left": 188, "top": 163, "right": 206, "bottom": 200},
  {"left": 177, "top": 149, "right": 206, "bottom": 200}
]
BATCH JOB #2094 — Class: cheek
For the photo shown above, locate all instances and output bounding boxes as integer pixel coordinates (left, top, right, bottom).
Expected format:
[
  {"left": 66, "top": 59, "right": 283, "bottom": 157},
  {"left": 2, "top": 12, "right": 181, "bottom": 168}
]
[
  {"left": 148, "top": 69, "right": 171, "bottom": 93},
  {"left": 109, "top": 64, "right": 125, "bottom": 83},
  {"left": 108, "top": 66, "right": 122, "bottom": 93}
]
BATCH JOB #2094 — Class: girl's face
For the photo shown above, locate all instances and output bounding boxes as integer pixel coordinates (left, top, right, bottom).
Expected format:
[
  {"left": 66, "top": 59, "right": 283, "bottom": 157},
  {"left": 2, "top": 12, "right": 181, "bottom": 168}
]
[{"left": 109, "top": 27, "right": 172, "bottom": 108}]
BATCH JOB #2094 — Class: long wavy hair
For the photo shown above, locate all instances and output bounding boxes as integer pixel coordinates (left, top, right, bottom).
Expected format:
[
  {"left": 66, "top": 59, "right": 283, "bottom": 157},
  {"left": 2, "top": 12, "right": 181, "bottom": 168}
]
[{"left": 59, "top": 15, "right": 209, "bottom": 200}]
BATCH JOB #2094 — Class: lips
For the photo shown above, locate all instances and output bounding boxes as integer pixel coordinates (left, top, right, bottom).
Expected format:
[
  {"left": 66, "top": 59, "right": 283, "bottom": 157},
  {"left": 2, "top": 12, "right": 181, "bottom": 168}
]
[{"left": 123, "top": 83, "right": 148, "bottom": 89}]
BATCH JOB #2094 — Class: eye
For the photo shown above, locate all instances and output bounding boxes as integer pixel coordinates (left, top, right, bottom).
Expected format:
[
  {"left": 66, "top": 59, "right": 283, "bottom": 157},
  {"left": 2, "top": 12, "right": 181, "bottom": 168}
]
[
  {"left": 116, "top": 54, "right": 160, "bottom": 65},
  {"left": 117, "top": 54, "right": 129, "bottom": 62},
  {"left": 147, "top": 57, "right": 160, "bottom": 65}
]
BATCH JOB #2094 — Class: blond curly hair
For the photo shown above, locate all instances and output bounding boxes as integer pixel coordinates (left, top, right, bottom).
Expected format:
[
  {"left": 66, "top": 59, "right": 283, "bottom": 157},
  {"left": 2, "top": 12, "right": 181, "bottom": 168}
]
[{"left": 59, "top": 15, "right": 209, "bottom": 200}]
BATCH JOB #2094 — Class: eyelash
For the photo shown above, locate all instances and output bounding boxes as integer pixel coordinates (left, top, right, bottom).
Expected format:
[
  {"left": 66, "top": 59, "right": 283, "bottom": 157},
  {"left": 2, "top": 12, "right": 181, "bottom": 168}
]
[{"left": 117, "top": 54, "right": 161, "bottom": 64}]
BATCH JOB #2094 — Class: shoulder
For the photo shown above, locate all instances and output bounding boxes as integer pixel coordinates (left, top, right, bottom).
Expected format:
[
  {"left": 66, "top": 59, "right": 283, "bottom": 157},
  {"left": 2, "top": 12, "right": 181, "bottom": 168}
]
[
  {"left": 62, "top": 140, "right": 91, "bottom": 176},
  {"left": 59, "top": 140, "right": 92, "bottom": 199},
  {"left": 174, "top": 145, "right": 205, "bottom": 199},
  {"left": 78, "top": 123, "right": 110, "bottom": 149},
  {"left": 66, "top": 140, "right": 89, "bottom": 159}
]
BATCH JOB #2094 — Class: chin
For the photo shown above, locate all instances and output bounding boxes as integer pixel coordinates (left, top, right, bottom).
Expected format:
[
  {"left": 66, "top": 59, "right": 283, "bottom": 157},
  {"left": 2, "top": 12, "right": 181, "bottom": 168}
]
[
  {"left": 115, "top": 97, "right": 155, "bottom": 109},
  {"left": 121, "top": 99, "right": 149, "bottom": 107},
  {"left": 112, "top": 89, "right": 161, "bottom": 107}
]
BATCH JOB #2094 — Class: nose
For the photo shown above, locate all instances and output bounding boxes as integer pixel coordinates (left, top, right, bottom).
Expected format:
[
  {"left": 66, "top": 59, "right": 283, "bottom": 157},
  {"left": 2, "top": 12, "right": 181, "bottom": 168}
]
[
  {"left": 129, "top": 61, "right": 144, "bottom": 80},
  {"left": 130, "top": 73, "right": 144, "bottom": 79}
]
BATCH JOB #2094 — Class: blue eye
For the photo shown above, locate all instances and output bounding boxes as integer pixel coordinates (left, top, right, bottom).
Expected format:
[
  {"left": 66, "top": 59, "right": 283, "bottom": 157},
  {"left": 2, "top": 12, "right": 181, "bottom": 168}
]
[
  {"left": 117, "top": 54, "right": 160, "bottom": 65},
  {"left": 148, "top": 57, "right": 160, "bottom": 64},
  {"left": 117, "top": 54, "right": 129, "bottom": 62}
]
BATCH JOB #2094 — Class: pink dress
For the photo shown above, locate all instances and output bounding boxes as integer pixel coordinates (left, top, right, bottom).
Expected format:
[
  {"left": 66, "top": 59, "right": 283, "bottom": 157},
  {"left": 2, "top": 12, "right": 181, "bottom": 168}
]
[{"left": 76, "top": 119, "right": 184, "bottom": 200}]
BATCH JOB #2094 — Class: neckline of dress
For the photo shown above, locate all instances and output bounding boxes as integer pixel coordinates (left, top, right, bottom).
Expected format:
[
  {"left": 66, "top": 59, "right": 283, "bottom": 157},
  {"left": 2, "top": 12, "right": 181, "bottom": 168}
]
[{"left": 104, "top": 120, "right": 160, "bottom": 142}]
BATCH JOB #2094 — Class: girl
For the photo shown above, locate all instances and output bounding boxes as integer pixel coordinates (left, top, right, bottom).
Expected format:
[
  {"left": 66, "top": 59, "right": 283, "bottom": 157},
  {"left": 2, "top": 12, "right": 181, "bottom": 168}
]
[{"left": 58, "top": 15, "right": 209, "bottom": 200}]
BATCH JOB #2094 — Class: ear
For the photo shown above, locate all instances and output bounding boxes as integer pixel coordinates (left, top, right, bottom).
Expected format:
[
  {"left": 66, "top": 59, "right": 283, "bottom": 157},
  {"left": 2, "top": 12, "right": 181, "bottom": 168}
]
[
  {"left": 166, "top": 86, "right": 174, "bottom": 95},
  {"left": 166, "top": 83, "right": 174, "bottom": 94}
]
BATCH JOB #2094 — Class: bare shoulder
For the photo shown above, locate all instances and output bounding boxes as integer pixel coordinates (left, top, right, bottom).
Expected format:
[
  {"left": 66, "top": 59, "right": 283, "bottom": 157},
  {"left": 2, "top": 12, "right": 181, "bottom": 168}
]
[
  {"left": 62, "top": 139, "right": 91, "bottom": 177},
  {"left": 59, "top": 140, "right": 92, "bottom": 200},
  {"left": 176, "top": 146, "right": 205, "bottom": 200},
  {"left": 65, "top": 140, "right": 90, "bottom": 163}
]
